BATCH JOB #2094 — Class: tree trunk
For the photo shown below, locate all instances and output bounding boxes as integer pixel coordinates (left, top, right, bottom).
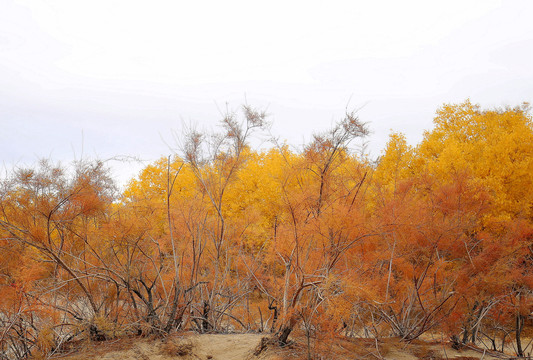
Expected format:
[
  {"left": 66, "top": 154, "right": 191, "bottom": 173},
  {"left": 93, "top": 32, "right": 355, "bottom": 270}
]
[
  {"left": 277, "top": 316, "right": 298, "bottom": 345},
  {"left": 268, "top": 301, "right": 278, "bottom": 333},
  {"left": 202, "top": 300, "right": 211, "bottom": 332},
  {"left": 516, "top": 313, "right": 524, "bottom": 357},
  {"left": 277, "top": 325, "right": 292, "bottom": 345}
]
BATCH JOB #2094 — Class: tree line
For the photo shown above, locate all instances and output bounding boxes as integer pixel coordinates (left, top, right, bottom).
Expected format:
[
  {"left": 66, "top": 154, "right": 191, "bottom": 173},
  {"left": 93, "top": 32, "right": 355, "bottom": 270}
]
[{"left": 1, "top": 100, "right": 532, "bottom": 359}]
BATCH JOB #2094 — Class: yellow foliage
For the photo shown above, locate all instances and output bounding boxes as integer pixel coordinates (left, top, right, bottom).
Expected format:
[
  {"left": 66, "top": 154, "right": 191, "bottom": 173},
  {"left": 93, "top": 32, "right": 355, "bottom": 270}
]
[
  {"left": 413, "top": 100, "right": 533, "bottom": 224},
  {"left": 374, "top": 132, "right": 414, "bottom": 191}
]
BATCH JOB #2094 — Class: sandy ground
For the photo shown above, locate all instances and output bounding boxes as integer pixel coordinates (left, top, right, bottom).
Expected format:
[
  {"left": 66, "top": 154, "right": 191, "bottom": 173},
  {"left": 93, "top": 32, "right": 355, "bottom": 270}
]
[
  {"left": 55, "top": 333, "right": 509, "bottom": 360},
  {"left": 58, "top": 333, "right": 267, "bottom": 360}
]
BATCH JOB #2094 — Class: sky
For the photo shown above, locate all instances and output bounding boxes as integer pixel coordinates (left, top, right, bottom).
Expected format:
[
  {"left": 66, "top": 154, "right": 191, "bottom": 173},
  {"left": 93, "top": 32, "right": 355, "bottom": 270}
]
[{"left": 1, "top": 0, "right": 532, "bottom": 186}]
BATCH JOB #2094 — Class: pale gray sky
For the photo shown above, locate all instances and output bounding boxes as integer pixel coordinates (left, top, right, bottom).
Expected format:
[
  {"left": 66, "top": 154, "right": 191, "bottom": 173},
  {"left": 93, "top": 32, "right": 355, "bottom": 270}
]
[{"left": 1, "top": 0, "right": 532, "bottom": 185}]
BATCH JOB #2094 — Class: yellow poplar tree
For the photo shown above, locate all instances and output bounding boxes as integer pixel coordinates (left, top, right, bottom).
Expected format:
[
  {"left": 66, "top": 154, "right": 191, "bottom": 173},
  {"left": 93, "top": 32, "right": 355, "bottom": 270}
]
[{"left": 413, "top": 100, "right": 533, "bottom": 225}]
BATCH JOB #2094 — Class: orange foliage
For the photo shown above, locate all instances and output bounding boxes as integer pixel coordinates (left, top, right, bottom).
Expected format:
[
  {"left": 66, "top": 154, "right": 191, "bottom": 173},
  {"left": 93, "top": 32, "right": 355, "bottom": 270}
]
[{"left": 1, "top": 102, "right": 532, "bottom": 359}]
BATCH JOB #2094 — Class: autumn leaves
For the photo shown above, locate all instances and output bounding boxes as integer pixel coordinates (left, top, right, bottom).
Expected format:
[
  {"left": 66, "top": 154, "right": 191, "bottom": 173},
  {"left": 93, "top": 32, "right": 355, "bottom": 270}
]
[{"left": 1, "top": 101, "right": 532, "bottom": 359}]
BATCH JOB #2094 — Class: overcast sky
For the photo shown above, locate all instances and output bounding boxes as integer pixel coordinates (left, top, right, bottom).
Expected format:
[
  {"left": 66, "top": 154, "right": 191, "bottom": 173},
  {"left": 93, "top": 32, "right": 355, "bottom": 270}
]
[{"left": 1, "top": 0, "right": 532, "bottom": 185}]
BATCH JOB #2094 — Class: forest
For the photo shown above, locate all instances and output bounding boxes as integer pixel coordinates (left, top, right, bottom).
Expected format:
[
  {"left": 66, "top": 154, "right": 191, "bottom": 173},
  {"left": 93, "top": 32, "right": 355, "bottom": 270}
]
[{"left": 1, "top": 100, "right": 532, "bottom": 359}]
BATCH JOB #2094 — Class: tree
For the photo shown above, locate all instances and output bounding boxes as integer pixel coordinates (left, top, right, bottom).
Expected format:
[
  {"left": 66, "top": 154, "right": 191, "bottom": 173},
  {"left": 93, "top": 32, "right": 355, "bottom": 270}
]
[
  {"left": 252, "top": 110, "right": 372, "bottom": 346},
  {"left": 413, "top": 100, "right": 533, "bottom": 225},
  {"left": 0, "top": 160, "right": 116, "bottom": 358}
]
